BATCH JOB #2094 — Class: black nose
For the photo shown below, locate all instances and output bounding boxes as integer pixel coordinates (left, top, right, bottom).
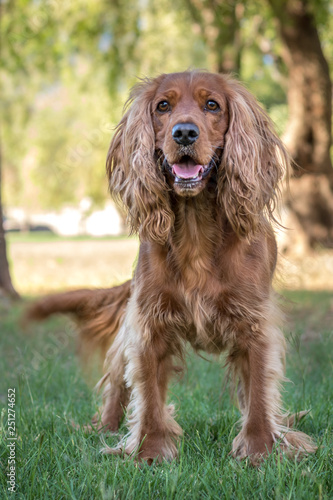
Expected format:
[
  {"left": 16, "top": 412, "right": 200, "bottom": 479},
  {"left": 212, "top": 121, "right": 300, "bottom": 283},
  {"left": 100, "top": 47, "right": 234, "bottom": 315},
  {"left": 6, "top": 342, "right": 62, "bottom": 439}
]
[{"left": 172, "top": 123, "right": 200, "bottom": 145}]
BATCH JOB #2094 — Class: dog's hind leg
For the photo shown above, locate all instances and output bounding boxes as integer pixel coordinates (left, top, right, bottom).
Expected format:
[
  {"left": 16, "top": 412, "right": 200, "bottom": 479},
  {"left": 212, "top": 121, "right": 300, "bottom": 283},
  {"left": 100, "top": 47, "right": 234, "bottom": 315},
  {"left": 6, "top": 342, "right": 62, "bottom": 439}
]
[{"left": 92, "top": 328, "right": 130, "bottom": 432}]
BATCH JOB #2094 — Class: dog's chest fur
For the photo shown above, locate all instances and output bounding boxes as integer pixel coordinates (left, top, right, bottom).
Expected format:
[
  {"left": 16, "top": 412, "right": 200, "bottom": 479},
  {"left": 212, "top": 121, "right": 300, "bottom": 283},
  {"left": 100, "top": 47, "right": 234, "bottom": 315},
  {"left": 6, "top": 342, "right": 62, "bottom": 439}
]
[{"left": 136, "top": 198, "right": 260, "bottom": 353}]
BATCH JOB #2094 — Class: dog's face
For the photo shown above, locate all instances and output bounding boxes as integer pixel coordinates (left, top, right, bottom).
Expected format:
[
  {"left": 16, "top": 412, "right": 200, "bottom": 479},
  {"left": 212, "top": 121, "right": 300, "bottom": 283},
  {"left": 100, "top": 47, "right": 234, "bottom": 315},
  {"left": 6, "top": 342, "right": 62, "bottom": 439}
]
[
  {"left": 152, "top": 73, "right": 229, "bottom": 197},
  {"left": 107, "top": 71, "right": 288, "bottom": 243}
]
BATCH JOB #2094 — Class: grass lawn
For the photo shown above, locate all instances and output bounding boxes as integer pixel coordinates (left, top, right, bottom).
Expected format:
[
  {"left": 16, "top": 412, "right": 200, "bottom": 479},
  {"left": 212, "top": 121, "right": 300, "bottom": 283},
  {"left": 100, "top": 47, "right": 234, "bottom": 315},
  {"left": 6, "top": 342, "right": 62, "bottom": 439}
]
[{"left": 0, "top": 290, "right": 332, "bottom": 499}]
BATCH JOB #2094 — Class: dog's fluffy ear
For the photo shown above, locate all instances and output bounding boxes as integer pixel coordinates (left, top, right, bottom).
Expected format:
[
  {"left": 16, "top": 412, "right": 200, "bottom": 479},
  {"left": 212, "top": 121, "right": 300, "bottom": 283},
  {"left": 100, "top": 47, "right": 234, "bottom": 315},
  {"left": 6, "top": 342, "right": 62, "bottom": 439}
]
[
  {"left": 218, "top": 78, "right": 289, "bottom": 238},
  {"left": 106, "top": 76, "right": 174, "bottom": 244}
]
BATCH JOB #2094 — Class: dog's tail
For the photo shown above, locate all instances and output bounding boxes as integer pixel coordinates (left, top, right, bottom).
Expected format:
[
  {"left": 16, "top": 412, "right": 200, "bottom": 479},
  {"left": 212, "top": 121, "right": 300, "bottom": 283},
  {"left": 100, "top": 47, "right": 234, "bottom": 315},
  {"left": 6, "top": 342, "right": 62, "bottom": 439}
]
[{"left": 25, "top": 280, "right": 132, "bottom": 357}]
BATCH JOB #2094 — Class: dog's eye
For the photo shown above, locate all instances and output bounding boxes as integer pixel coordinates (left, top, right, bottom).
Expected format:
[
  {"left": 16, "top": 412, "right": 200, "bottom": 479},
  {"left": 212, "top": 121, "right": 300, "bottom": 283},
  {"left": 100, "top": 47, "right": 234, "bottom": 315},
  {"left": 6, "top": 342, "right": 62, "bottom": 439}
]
[
  {"left": 205, "top": 100, "right": 219, "bottom": 112},
  {"left": 157, "top": 101, "right": 170, "bottom": 113}
]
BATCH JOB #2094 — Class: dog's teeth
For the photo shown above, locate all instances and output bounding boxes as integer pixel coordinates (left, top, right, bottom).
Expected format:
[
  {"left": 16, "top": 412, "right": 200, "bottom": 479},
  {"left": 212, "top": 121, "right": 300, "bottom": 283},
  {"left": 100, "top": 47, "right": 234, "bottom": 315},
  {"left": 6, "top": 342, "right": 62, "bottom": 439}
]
[{"left": 175, "top": 173, "right": 205, "bottom": 182}]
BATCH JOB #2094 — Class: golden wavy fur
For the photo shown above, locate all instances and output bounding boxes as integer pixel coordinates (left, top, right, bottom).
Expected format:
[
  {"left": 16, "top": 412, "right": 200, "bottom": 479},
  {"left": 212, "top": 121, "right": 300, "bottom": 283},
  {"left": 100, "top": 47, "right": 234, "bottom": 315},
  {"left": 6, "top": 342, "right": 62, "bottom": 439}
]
[{"left": 27, "top": 71, "right": 316, "bottom": 465}]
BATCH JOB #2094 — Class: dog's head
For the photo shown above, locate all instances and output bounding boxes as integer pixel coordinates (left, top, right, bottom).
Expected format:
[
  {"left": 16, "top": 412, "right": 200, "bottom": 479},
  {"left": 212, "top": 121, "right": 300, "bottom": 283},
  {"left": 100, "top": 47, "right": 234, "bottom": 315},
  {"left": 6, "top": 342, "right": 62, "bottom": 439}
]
[
  {"left": 152, "top": 72, "right": 229, "bottom": 198},
  {"left": 107, "top": 71, "right": 289, "bottom": 243}
]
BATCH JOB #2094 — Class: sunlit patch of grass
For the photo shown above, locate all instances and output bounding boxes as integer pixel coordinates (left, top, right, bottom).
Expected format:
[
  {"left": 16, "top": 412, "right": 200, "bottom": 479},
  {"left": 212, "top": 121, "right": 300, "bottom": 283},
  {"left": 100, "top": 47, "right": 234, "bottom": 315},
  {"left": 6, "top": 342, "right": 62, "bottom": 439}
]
[
  {"left": 6, "top": 232, "right": 137, "bottom": 244},
  {"left": 8, "top": 237, "right": 139, "bottom": 295}
]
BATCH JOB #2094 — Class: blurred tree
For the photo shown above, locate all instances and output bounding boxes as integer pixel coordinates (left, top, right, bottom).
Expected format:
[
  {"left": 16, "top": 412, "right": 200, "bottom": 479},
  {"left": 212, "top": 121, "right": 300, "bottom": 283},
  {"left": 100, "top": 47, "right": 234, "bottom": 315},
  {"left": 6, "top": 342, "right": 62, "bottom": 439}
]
[
  {"left": 184, "top": 0, "right": 243, "bottom": 74},
  {"left": 1, "top": 0, "right": 137, "bottom": 209},
  {"left": 1, "top": 0, "right": 332, "bottom": 249},
  {"left": 185, "top": 0, "right": 333, "bottom": 248},
  {"left": 0, "top": 153, "right": 19, "bottom": 299},
  {"left": 267, "top": 0, "right": 333, "bottom": 247},
  {"left": 1, "top": 0, "right": 209, "bottom": 211}
]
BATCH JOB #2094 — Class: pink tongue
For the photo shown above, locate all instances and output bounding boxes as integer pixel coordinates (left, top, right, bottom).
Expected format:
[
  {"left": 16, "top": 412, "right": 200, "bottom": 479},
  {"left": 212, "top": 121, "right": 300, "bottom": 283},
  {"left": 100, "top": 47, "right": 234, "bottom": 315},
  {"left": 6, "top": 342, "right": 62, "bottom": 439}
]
[{"left": 172, "top": 161, "right": 203, "bottom": 179}]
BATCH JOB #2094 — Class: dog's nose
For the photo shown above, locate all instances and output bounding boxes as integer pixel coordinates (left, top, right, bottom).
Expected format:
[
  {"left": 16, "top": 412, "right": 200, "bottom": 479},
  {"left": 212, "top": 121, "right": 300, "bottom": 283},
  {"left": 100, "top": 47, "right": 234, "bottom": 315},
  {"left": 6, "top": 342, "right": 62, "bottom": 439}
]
[{"left": 172, "top": 123, "right": 200, "bottom": 145}]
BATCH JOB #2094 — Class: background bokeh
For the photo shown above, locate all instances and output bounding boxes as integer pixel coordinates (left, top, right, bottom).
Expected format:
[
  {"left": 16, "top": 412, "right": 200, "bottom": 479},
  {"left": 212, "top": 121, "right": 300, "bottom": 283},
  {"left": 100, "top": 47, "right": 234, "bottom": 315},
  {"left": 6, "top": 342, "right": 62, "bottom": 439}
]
[{"left": 1, "top": 0, "right": 333, "bottom": 294}]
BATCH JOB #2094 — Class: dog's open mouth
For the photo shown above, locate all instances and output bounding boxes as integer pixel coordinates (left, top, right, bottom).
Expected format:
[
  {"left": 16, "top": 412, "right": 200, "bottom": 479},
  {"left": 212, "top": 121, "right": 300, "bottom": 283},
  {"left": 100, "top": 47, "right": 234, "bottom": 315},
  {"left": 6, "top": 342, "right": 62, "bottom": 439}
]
[
  {"left": 168, "top": 155, "right": 214, "bottom": 184},
  {"left": 172, "top": 156, "right": 205, "bottom": 182}
]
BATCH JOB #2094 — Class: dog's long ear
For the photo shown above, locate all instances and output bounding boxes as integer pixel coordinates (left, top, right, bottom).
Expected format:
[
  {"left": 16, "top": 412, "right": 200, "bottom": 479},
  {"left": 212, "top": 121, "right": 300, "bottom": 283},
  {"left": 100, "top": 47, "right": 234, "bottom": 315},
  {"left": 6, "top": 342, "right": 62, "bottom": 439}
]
[
  {"left": 106, "top": 76, "right": 174, "bottom": 244},
  {"left": 218, "top": 78, "right": 289, "bottom": 238}
]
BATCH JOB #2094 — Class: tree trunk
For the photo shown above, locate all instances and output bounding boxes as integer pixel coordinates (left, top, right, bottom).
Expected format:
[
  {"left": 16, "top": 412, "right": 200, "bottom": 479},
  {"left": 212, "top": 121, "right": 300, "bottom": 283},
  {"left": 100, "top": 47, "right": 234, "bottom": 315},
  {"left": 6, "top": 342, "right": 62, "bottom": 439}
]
[
  {"left": 185, "top": 0, "right": 242, "bottom": 74},
  {"left": 268, "top": 0, "right": 333, "bottom": 248},
  {"left": 0, "top": 150, "right": 20, "bottom": 299}
]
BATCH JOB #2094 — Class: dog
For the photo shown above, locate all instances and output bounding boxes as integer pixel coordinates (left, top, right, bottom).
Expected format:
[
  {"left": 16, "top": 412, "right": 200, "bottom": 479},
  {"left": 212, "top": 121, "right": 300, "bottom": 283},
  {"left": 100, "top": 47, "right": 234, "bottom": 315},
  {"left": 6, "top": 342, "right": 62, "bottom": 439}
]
[{"left": 27, "top": 71, "right": 316, "bottom": 465}]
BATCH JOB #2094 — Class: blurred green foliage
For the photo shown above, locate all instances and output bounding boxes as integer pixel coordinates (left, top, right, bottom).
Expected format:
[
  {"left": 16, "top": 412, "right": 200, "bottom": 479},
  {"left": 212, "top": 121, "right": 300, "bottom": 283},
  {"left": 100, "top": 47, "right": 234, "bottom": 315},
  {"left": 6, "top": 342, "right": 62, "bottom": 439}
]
[{"left": 1, "top": 0, "right": 332, "bottom": 210}]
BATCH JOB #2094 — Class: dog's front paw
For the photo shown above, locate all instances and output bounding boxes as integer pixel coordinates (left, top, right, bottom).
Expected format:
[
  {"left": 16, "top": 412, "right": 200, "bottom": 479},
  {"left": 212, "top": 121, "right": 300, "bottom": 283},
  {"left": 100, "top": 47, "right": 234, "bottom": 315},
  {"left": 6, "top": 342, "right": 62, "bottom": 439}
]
[
  {"left": 101, "top": 431, "right": 179, "bottom": 464},
  {"left": 138, "top": 430, "right": 181, "bottom": 464},
  {"left": 232, "top": 430, "right": 274, "bottom": 465}
]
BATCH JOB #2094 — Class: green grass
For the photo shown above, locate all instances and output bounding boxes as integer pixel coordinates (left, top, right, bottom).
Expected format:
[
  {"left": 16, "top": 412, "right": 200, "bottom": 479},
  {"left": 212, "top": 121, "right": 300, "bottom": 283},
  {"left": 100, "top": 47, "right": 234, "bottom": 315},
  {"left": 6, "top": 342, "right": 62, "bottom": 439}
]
[{"left": 0, "top": 291, "right": 332, "bottom": 499}]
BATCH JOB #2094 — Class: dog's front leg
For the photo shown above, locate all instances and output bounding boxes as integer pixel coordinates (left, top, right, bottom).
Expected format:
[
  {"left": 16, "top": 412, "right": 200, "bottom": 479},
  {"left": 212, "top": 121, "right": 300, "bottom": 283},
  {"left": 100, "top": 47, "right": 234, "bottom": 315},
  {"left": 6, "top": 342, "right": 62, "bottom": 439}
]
[
  {"left": 230, "top": 319, "right": 286, "bottom": 464},
  {"left": 128, "top": 343, "right": 182, "bottom": 463},
  {"left": 105, "top": 327, "right": 182, "bottom": 463},
  {"left": 231, "top": 317, "right": 316, "bottom": 464},
  {"left": 124, "top": 337, "right": 182, "bottom": 463}
]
